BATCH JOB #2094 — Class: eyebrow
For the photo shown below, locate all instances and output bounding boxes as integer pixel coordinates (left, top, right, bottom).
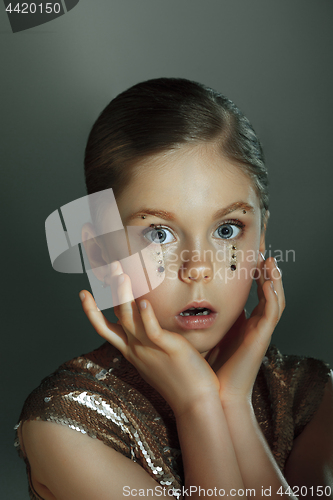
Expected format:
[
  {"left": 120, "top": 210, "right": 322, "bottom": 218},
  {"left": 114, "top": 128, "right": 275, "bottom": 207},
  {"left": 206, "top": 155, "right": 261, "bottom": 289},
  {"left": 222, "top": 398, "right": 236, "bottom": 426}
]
[{"left": 126, "top": 202, "right": 255, "bottom": 222}]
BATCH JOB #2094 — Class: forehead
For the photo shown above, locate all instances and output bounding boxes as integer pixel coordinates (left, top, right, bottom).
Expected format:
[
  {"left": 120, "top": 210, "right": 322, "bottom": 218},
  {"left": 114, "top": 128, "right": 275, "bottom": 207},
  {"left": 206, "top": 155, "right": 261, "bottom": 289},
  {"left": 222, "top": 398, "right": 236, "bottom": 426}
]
[{"left": 114, "top": 144, "right": 260, "bottom": 221}]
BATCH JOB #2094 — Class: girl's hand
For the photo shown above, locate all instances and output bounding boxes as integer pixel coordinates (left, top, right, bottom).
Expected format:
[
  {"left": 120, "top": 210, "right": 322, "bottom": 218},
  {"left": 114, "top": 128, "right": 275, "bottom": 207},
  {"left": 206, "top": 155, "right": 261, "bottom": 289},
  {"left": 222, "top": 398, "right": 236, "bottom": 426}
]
[
  {"left": 208, "top": 256, "right": 285, "bottom": 406},
  {"left": 79, "top": 261, "right": 220, "bottom": 418}
]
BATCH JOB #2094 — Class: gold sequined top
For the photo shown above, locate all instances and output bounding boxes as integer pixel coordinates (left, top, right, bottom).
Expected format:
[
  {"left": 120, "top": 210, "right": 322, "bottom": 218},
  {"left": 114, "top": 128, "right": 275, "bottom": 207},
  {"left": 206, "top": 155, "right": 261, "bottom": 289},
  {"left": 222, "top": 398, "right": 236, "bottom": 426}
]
[{"left": 14, "top": 342, "right": 331, "bottom": 500}]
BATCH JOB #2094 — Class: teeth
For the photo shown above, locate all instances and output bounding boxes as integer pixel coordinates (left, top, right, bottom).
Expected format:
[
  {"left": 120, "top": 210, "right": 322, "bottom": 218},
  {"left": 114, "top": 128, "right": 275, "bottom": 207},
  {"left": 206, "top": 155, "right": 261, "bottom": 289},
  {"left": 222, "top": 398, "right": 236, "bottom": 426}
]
[{"left": 179, "top": 309, "right": 211, "bottom": 317}]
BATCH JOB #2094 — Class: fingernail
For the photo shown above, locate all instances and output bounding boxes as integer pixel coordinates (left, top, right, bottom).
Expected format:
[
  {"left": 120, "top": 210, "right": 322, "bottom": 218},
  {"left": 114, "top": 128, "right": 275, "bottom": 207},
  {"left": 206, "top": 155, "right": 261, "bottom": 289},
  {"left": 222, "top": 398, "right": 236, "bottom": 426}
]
[
  {"left": 118, "top": 274, "right": 125, "bottom": 284},
  {"left": 111, "top": 261, "right": 118, "bottom": 272},
  {"left": 140, "top": 300, "right": 147, "bottom": 310},
  {"left": 79, "top": 292, "right": 85, "bottom": 302},
  {"left": 270, "top": 281, "right": 275, "bottom": 290},
  {"left": 259, "top": 252, "right": 265, "bottom": 261}
]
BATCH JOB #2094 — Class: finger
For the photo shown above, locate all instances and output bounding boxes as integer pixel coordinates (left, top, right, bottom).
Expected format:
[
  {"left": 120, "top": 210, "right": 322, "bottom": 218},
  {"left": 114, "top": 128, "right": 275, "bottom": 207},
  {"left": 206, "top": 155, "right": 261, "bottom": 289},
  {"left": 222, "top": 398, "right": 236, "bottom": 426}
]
[
  {"left": 138, "top": 299, "right": 179, "bottom": 353},
  {"left": 79, "top": 290, "right": 127, "bottom": 353},
  {"left": 251, "top": 255, "right": 267, "bottom": 317},
  {"left": 255, "top": 280, "right": 280, "bottom": 343},
  {"left": 264, "top": 257, "right": 285, "bottom": 319},
  {"left": 254, "top": 252, "right": 266, "bottom": 302},
  {"left": 116, "top": 273, "right": 149, "bottom": 343},
  {"left": 114, "top": 304, "right": 120, "bottom": 319},
  {"left": 253, "top": 291, "right": 266, "bottom": 318},
  {"left": 109, "top": 260, "right": 123, "bottom": 309},
  {"left": 109, "top": 261, "right": 143, "bottom": 339}
]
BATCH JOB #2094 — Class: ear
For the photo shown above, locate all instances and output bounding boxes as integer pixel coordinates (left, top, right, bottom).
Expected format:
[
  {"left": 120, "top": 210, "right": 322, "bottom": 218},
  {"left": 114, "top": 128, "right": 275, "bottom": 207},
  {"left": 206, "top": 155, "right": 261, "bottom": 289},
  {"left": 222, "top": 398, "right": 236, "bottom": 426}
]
[
  {"left": 259, "top": 210, "right": 270, "bottom": 258},
  {"left": 81, "top": 222, "right": 108, "bottom": 282}
]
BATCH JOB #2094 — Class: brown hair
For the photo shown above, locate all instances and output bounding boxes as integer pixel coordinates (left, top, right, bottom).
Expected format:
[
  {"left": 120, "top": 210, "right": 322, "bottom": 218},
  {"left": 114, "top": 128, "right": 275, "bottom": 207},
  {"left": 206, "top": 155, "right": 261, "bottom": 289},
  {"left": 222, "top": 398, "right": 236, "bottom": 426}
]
[{"left": 84, "top": 77, "right": 268, "bottom": 229}]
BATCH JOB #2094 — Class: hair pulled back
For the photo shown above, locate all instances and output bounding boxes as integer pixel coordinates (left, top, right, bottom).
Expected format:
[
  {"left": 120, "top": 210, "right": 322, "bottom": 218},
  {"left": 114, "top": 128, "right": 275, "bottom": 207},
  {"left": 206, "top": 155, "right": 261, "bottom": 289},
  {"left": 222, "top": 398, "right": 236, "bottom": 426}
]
[{"left": 84, "top": 77, "right": 268, "bottom": 229}]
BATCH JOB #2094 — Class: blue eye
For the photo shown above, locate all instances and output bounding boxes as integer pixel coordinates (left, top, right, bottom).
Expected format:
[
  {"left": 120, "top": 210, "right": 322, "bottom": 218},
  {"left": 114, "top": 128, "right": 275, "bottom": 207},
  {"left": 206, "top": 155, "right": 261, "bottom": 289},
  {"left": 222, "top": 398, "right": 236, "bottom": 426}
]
[
  {"left": 143, "top": 226, "right": 175, "bottom": 244},
  {"left": 214, "top": 223, "right": 243, "bottom": 240}
]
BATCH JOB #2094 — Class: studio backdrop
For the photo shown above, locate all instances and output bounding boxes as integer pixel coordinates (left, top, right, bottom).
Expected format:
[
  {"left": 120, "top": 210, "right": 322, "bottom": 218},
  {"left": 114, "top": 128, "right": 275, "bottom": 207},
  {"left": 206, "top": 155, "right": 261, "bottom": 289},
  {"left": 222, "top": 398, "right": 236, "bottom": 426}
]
[{"left": 1, "top": 1, "right": 332, "bottom": 498}]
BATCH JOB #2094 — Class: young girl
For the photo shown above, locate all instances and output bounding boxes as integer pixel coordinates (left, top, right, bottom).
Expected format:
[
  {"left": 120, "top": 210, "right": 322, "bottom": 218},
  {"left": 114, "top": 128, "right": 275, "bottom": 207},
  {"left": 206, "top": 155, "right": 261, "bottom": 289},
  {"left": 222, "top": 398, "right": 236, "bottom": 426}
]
[{"left": 15, "top": 78, "right": 333, "bottom": 500}]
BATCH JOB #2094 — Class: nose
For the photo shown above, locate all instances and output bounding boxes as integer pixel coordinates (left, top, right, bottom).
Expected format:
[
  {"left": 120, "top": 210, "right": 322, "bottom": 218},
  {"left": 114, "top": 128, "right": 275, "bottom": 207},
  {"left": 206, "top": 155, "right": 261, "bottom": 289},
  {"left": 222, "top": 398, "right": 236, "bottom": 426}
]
[{"left": 179, "top": 261, "right": 213, "bottom": 283}]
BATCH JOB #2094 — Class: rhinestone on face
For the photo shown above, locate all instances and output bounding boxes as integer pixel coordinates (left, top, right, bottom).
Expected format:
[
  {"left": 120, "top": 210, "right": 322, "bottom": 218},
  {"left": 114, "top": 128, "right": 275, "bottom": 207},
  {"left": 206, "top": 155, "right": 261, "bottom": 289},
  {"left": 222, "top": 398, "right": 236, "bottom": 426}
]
[
  {"left": 231, "top": 264, "right": 236, "bottom": 271},
  {"left": 158, "top": 266, "right": 164, "bottom": 273}
]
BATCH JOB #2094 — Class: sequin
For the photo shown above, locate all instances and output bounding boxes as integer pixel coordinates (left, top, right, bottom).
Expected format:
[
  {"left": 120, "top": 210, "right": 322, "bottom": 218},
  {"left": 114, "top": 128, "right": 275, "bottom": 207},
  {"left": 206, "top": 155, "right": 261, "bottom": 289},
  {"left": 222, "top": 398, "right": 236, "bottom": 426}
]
[
  {"left": 14, "top": 342, "right": 331, "bottom": 500},
  {"left": 95, "top": 369, "right": 108, "bottom": 380}
]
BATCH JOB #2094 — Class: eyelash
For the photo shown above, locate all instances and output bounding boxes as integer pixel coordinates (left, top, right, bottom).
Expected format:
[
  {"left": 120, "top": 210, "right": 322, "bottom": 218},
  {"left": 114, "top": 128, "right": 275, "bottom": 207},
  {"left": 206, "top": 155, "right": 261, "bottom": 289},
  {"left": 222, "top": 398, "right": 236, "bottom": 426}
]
[{"left": 142, "top": 219, "right": 245, "bottom": 244}]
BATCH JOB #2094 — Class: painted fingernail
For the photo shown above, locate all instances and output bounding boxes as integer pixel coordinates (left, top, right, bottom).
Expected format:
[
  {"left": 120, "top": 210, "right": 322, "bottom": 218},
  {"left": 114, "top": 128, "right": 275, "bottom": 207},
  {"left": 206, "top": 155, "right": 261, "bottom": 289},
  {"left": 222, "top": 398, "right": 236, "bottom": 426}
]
[
  {"left": 140, "top": 300, "right": 147, "bottom": 310},
  {"left": 111, "top": 261, "right": 118, "bottom": 272},
  {"left": 79, "top": 292, "right": 85, "bottom": 302},
  {"left": 270, "top": 281, "right": 275, "bottom": 290},
  {"left": 118, "top": 274, "right": 125, "bottom": 284},
  {"left": 259, "top": 252, "right": 265, "bottom": 261}
]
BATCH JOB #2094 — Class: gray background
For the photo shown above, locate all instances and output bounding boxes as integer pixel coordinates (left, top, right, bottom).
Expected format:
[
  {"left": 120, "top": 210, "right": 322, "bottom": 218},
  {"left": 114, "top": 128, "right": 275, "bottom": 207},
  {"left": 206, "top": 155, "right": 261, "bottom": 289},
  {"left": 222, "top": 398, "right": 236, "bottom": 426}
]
[{"left": 1, "top": 0, "right": 332, "bottom": 497}]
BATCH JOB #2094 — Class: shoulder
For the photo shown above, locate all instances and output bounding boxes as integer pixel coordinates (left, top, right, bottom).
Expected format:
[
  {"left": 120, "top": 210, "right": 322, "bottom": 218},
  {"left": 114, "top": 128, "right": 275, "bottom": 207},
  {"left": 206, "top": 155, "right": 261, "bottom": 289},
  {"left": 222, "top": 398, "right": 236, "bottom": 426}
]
[
  {"left": 262, "top": 344, "right": 331, "bottom": 436},
  {"left": 16, "top": 341, "right": 121, "bottom": 418},
  {"left": 253, "top": 345, "right": 331, "bottom": 471},
  {"left": 18, "top": 344, "right": 182, "bottom": 499},
  {"left": 21, "top": 419, "right": 165, "bottom": 500},
  {"left": 284, "top": 369, "right": 333, "bottom": 490},
  {"left": 263, "top": 343, "right": 331, "bottom": 380},
  {"left": 15, "top": 340, "right": 179, "bottom": 473},
  {"left": 15, "top": 342, "right": 137, "bottom": 460},
  {"left": 260, "top": 344, "right": 331, "bottom": 399}
]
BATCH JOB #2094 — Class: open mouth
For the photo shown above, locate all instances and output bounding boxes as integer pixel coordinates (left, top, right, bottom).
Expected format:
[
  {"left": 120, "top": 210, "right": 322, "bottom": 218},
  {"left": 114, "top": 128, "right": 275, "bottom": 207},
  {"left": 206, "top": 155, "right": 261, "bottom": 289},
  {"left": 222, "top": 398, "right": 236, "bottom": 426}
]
[
  {"left": 179, "top": 307, "right": 212, "bottom": 316},
  {"left": 175, "top": 304, "right": 218, "bottom": 330}
]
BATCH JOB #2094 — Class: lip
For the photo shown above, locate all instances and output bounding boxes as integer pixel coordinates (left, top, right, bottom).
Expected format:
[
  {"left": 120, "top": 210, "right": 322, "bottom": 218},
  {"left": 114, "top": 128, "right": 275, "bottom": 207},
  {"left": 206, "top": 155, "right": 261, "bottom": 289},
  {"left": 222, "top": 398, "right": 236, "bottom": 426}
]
[
  {"left": 174, "top": 300, "right": 218, "bottom": 330},
  {"left": 174, "top": 311, "right": 218, "bottom": 330},
  {"left": 176, "top": 300, "right": 216, "bottom": 316}
]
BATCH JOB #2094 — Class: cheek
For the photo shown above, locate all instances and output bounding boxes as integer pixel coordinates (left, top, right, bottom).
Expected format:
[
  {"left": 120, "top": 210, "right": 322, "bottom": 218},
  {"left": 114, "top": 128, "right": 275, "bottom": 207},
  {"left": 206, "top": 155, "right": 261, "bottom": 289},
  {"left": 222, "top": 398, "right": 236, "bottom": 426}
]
[
  {"left": 227, "top": 260, "right": 254, "bottom": 305},
  {"left": 219, "top": 244, "right": 259, "bottom": 312}
]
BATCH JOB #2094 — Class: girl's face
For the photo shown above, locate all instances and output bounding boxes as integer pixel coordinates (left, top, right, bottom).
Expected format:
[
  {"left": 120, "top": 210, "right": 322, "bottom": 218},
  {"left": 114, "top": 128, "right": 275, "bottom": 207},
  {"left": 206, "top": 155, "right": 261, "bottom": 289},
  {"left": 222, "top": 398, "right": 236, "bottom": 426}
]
[{"left": 102, "top": 143, "right": 266, "bottom": 356}]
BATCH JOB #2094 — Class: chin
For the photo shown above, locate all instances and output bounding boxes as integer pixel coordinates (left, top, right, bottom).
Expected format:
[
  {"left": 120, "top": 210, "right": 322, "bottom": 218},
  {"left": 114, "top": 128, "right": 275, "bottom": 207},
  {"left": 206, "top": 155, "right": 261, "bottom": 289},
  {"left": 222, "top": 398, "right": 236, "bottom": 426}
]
[{"left": 179, "top": 330, "right": 223, "bottom": 354}]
